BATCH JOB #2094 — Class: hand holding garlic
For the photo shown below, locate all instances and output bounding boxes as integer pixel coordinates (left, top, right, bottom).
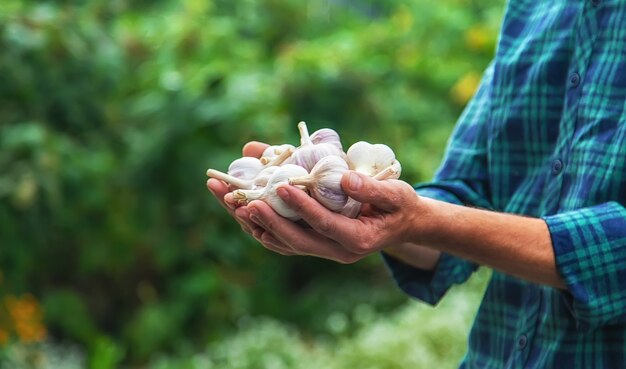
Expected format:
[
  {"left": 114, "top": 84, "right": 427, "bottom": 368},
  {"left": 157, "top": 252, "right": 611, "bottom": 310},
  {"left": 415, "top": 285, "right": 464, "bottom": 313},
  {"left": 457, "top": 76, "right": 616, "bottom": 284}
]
[{"left": 206, "top": 121, "right": 402, "bottom": 220}]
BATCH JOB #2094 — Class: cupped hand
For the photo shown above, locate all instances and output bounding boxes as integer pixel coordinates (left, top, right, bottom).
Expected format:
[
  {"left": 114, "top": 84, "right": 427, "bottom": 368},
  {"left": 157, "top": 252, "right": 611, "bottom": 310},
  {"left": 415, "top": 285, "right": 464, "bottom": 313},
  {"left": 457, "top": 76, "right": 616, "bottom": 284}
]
[{"left": 246, "top": 171, "right": 425, "bottom": 263}]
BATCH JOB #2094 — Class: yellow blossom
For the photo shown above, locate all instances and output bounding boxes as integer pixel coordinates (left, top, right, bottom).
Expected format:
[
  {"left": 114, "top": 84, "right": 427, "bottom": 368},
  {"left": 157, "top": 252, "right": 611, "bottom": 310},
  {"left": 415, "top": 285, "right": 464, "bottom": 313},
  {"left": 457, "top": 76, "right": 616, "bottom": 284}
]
[{"left": 451, "top": 71, "right": 482, "bottom": 105}]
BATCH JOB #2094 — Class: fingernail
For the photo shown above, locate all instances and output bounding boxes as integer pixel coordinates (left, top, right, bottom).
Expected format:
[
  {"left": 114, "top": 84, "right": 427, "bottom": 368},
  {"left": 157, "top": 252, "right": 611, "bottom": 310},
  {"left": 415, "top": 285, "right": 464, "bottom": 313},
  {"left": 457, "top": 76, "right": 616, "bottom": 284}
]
[
  {"left": 349, "top": 172, "right": 363, "bottom": 191},
  {"left": 277, "top": 187, "right": 290, "bottom": 201}
]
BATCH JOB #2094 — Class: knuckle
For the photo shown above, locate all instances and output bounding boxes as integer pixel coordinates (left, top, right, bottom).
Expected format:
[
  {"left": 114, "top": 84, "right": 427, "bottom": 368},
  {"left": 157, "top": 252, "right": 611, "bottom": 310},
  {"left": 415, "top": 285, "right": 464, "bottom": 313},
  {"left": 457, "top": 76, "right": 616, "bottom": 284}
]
[
  {"left": 350, "top": 236, "right": 374, "bottom": 254},
  {"left": 316, "top": 217, "right": 336, "bottom": 234}
]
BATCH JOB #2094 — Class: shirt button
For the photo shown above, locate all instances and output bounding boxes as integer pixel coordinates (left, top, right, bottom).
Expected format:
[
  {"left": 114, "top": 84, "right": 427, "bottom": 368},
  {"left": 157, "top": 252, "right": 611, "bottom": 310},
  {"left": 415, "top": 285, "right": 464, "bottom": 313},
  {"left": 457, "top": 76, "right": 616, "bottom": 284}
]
[
  {"left": 518, "top": 334, "right": 528, "bottom": 350},
  {"left": 552, "top": 159, "right": 564, "bottom": 174},
  {"left": 569, "top": 73, "right": 581, "bottom": 88}
]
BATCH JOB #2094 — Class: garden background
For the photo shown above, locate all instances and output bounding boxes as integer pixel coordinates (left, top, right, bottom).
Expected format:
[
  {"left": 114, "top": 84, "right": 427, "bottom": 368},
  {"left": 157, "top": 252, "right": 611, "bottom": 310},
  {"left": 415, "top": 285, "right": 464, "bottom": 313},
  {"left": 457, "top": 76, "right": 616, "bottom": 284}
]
[{"left": 0, "top": 0, "right": 504, "bottom": 367}]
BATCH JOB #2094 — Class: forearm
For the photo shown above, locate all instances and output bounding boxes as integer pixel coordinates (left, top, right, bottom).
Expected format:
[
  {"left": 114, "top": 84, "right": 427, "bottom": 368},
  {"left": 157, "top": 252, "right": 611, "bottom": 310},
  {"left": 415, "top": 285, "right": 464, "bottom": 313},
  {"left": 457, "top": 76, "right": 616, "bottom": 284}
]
[
  {"left": 410, "top": 197, "right": 566, "bottom": 289},
  {"left": 384, "top": 243, "right": 441, "bottom": 271}
]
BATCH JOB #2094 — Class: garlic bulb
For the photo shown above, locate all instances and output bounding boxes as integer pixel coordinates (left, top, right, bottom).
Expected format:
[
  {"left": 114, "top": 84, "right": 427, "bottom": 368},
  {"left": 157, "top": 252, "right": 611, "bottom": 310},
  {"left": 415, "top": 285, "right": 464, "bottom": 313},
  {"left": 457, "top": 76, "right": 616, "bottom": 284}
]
[
  {"left": 346, "top": 141, "right": 399, "bottom": 177},
  {"left": 260, "top": 144, "right": 296, "bottom": 165},
  {"left": 227, "top": 157, "right": 264, "bottom": 180},
  {"left": 292, "top": 121, "right": 345, "bottom": 172},
  {"left": 373, "top": 160, "right": 402, "bottom": 180},
  {"left": 233, "top": 164, "right": 308, "bottom": 220},
  {"left": 288, "top": 155, "right": 349, "bottom": 212},
  {"left": 339, "top": 161, "right": 403, "bottom": 218},
  {"left": 206, "top": 166, "right": 278, "bottom": 190},
  {"left": 310, "top": 128, "right": 343, "bottom": 151}
]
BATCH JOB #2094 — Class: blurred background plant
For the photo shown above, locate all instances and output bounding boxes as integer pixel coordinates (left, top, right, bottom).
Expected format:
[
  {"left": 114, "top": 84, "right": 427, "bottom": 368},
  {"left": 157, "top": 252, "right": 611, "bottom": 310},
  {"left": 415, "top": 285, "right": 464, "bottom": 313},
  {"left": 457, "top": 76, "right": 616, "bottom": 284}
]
[{"left": 0, "top": 0, "right": 503, "bottom": 367}]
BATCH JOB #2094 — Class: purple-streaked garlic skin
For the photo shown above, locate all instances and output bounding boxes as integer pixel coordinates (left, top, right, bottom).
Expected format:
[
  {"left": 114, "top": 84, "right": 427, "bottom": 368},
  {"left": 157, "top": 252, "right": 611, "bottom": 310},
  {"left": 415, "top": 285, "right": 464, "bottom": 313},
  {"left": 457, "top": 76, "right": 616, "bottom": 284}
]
[
  {"left": 311, "top": 128, "right": 343, "bottom": 151},
  {"left": 340, "top": 197, "right": 362, "bottom": 218},
  {"left": 289, "top": 155, "right": 349, "bottom": 212},
  {"left": 233, "top": 164, "right": 308, "bottom": 221},
  {"left": 292, "top": 143, "right": 344, "bottom": 172},
  {"left": 228, "top": 157, "right": 264, "bottom": 180}
]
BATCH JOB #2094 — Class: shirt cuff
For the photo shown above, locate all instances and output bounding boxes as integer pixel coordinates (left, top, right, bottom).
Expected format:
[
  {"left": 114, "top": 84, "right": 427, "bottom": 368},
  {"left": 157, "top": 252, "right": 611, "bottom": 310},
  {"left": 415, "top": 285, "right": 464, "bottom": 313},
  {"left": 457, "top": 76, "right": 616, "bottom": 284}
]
[{"left": 544, "top": 202, "right": 626, "bottom": 331}]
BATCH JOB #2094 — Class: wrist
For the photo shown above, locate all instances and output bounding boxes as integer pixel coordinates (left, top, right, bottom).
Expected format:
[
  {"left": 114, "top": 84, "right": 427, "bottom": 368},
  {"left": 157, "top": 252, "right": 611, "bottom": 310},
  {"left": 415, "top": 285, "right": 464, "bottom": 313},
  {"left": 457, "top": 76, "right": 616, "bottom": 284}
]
[{"left": 406, "top": 196, "right": 448, "bottom": 248}]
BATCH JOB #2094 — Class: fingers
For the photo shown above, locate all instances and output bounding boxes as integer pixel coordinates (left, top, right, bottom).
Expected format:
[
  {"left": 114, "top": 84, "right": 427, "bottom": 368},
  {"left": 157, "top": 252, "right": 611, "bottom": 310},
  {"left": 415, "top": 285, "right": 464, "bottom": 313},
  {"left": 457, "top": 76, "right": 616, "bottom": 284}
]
[
  {"left": 207, "top": 178, "right": 234, "bottom": 210},
  {"left": 234, "top": 206, "right": 262, "bottom": 235},
  {"left": 242, "top": 141, "right": 270, "bottom": 158},
  {"left": 248, "top": 196, "right": 355, "bottom": 263},
  {"left": 340, "top": 171, "right": 404, "bottom": 211},
  {"left": 246, "top": 200, "right": 358, "bottom": 263},
  {"left": 255, "top": 231, "right": 297, "bottom": 256}
]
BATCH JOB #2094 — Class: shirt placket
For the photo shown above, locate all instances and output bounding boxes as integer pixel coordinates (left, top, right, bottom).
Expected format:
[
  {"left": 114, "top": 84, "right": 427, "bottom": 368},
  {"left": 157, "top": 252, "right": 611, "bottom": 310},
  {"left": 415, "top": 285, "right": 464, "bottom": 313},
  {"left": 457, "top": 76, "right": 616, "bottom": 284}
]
[{"left": 521, "top": 1, "right": 603, "bottom": 369}]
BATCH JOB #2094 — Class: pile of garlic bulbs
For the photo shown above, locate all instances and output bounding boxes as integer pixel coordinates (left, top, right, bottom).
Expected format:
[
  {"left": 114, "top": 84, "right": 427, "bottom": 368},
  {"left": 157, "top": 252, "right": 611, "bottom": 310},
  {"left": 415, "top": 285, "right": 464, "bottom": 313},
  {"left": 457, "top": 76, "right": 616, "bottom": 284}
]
[{"left": 206, "top": 121, "right": 401, "bottom": 221}]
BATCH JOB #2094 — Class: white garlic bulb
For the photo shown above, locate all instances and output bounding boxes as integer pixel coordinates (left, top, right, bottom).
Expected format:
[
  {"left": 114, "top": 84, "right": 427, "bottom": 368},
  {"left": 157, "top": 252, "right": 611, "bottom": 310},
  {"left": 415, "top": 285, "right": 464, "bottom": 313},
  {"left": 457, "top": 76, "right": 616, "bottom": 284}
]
[
  {"left": 310, "top": 128, "right": 343, "bottom": 151},
  {"left": 292, "top": 121, "right": 345, "bottom": 172},
  {"left": 206, "top": 166, "right": 278, "bottom": 190},
  {"left": 227, "top": 157, "right": 264, "bottom": 180},
  {"left": 346, "top": 141, "right": 400, "bottom": 177},
  {"left": 260, "top": 144, "right": 296, "bottom": 165},
  {"left": 288, "top": 155, "right": 349, "bottom": 212},
  {"left": 233, "top": 164, "right": 308, "bottom": 220}
]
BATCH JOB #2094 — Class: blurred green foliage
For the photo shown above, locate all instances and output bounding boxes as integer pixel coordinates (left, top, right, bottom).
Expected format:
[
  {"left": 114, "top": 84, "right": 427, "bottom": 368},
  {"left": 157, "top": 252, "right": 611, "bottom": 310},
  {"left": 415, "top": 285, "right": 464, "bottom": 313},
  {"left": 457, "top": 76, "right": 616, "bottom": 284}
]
[{"left": 0, "top": 0, "right": 503, "bottom": 366}]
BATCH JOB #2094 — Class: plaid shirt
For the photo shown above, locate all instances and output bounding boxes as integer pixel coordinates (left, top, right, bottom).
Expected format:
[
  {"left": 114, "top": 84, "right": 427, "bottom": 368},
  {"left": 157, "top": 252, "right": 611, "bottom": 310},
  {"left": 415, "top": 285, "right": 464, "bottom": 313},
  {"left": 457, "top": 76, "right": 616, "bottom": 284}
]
[{"left": 384, "top": 0, "right": 626, "bottom": 368}]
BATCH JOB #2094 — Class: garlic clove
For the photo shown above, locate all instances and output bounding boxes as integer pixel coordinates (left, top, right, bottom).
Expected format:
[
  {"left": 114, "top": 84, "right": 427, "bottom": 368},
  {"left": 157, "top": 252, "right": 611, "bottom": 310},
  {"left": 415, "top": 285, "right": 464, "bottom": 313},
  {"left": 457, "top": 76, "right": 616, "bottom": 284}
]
[
  {"left": 346, "top": 141, "right": 397, "bottom": 177},
  {"left": 288, "top": 155, "right": 349, "bottom": 212},
  {"left": 310, "top": 128, "right": 343, "bottom": 151},
  {"left": 227, "top": 157, "right": 264, "bottom": 180},
  {"left": 233, "top": 164, "right": 308, "bottom": 221}
]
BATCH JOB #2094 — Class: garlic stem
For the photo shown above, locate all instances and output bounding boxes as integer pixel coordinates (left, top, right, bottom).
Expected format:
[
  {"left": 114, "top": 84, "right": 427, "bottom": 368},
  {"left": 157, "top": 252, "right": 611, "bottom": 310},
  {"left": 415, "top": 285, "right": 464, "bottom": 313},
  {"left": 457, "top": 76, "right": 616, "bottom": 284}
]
[
  {"left": 233, "top": 188, "right": 264, "bottom": 204},
  {"left": 298, "top": 121, "right": 313, "bottom": 146},
  {"left": 206, "top": 168, "right": 254, "bottom": 189},
  {"left": 287, "top": 176, "right": 315, "bottom": 187},
  {"left": 373, "top": 161, "right": 401, "bottom": 180},
  {"left": 264, "top": 147, "right": 294, "bottom": 167}
]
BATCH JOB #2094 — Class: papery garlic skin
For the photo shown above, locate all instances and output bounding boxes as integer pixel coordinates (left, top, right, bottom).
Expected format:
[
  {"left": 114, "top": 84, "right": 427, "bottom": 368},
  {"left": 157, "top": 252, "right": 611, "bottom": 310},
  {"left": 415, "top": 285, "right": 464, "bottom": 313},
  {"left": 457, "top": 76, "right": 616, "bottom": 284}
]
[
  {"left": 340, "top": 197, "right": 362, "bottom": 218},
  {"left": 261, "top": 144, "right": 295, "bottom": 163},
  {"left": 233, "top": 164, "right": 308, "bottom": 221},
  {"left": 228, "top": 157, "right": 264, "bottom": 180},
  {"left": 346, "top": 141, "right": 397, "bottom": 177},
  {"left": 310, "top": 128, "right": 343, "bottom": 151},
  {"left": 206, "top": 165, "right": 281, "bottom": 190},
  {"left": 288, "top": 155, "right": 349, "bottom": 212},
  {"left": 293, "top": 121, "right": 345, "bottom": 171}
]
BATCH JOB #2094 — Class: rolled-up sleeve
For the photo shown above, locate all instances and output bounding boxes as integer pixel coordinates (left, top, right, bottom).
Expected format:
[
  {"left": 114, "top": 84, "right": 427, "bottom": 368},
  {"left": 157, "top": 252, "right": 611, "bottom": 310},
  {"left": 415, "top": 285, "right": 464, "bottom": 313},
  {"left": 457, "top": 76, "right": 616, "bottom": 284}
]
[
  {"left": 544, "top": 202, "right": 626, "bottom": 330},
  {"left": 382, "top": 63, "right": 495, "bottom": 305}
]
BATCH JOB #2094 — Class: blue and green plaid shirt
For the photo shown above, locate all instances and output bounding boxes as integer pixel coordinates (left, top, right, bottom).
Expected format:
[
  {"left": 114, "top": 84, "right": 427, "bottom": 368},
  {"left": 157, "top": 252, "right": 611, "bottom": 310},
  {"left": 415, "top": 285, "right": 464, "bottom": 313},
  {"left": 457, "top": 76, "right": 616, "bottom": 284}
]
[{"left": 384, "top": 0, "right": 626, "bottom": 368}]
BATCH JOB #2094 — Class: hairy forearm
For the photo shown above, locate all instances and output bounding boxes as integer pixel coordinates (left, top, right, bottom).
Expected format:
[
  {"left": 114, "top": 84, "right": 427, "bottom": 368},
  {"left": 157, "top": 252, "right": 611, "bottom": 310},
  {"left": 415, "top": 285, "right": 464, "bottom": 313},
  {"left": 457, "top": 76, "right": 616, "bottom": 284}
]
[
  {"left": 383, "top": 243, "right": 441, "bottom": 271},
  {"left": 407, "top": 197, "right": 565, "bottom": 289}
]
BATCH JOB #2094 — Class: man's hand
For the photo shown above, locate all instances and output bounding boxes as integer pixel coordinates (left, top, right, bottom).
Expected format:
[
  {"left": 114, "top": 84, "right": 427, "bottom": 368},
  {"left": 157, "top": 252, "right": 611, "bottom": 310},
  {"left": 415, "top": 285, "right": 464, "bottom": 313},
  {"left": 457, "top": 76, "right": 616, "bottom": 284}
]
[
  {"left": 244, "top": 171, "right": 427, "bottom": 263},
  {"left": 206, "top": 141, "right": 269, "bottom": 238}
]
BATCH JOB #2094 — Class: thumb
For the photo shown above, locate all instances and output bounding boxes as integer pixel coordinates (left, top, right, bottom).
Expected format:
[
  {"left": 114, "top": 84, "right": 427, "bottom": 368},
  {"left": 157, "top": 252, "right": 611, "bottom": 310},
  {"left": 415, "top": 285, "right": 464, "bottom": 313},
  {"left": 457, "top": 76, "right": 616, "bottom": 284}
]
[{"left": 341, "top": 171, "right": 398, "bottom": 211}]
